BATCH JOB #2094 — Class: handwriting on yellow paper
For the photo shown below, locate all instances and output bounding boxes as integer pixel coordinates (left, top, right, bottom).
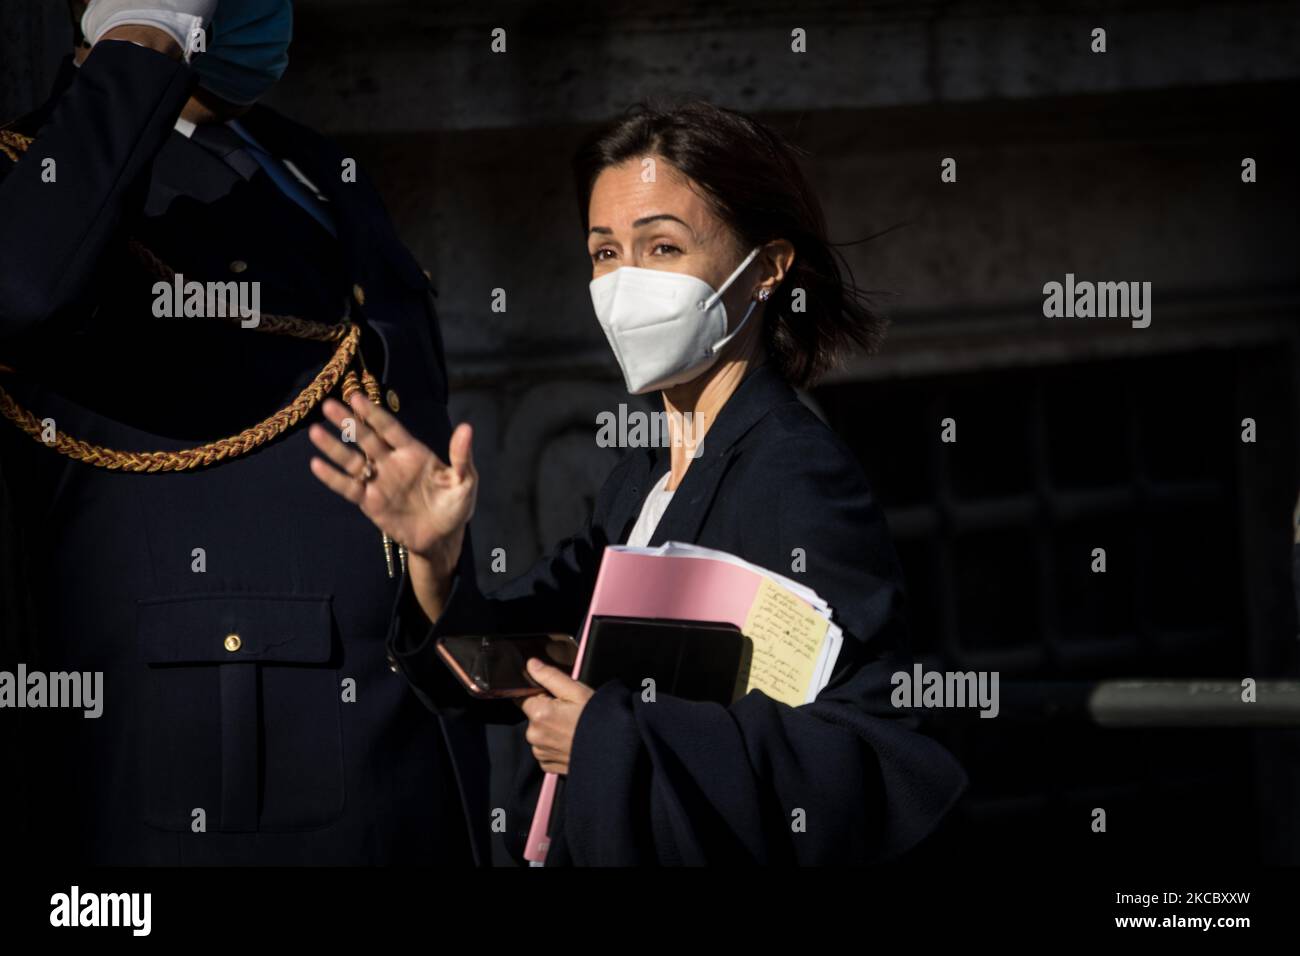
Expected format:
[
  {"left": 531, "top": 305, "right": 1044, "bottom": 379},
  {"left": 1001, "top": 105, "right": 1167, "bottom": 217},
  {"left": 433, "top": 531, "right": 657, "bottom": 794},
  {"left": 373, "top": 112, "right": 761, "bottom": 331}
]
[{"left": 739, "top": 577, "right": 829, "bottom": 707}]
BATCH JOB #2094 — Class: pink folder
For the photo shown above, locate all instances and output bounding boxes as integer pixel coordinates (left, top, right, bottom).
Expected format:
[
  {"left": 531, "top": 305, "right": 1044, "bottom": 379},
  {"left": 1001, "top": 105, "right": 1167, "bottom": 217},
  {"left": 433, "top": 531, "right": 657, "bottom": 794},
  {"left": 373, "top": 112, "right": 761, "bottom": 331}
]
[{"left": 523, "top": 547, "right": 779, "bottom": 863}]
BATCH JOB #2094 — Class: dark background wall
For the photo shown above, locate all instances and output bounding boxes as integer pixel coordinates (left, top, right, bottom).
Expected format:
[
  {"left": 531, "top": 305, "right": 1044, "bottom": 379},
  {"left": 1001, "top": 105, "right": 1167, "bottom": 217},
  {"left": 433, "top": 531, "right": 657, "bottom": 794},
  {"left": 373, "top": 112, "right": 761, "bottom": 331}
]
[{"left": 5, "top": 0, "right": 1298, "bottom": 861}]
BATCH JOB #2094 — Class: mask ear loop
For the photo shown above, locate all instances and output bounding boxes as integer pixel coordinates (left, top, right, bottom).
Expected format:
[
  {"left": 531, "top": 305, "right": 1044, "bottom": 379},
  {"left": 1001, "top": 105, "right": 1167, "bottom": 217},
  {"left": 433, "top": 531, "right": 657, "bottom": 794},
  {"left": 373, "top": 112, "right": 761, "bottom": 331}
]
[
  {"left": 706, "top": 247, "right": 765, "bottom": 355},
  {"left": 710, "top": 299, "right": 759, "bottom": 355},
  {"left": 701, "top": 246, "right": 763, "bottom": 311}
]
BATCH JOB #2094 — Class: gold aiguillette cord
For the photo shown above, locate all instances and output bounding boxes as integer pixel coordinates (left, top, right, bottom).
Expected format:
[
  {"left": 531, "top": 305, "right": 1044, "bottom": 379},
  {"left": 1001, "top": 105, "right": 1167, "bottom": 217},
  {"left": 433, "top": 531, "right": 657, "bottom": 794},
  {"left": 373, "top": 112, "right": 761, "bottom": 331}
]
[{"left": 0, "top": 128, "right": 407, "bottom": 577}]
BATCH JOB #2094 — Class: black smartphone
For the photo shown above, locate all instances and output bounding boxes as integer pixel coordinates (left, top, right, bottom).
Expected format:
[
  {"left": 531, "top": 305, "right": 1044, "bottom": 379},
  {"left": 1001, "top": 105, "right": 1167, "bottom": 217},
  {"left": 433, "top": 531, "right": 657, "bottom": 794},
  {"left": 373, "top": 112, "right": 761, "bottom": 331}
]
[{"left": 435, "top": 633, "right": 579, "bottom": 698}]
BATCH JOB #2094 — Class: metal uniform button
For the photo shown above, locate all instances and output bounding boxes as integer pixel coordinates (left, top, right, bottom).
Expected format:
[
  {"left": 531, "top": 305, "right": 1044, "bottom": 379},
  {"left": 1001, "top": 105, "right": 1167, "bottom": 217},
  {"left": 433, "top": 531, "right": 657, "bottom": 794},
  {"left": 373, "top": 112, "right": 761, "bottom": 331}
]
[
  {"left": 386, "top": 389, "right": 400, "bottom": 412},
  {"left": 224, "top": 633, "right": 242, "bottom": 653},
  {"left": 352, "top": 283, "right": 366, "bottom": 306},
  {"left": 229, "top": 260, "right": 248, "bottom": 274}
]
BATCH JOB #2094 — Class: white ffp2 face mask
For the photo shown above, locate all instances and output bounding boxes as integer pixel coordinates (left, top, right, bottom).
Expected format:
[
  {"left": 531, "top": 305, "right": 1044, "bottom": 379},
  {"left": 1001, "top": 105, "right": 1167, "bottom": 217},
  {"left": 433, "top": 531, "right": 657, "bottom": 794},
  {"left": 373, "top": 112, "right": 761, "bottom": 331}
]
[{"left": 589, "top": 247, "right": 762, "bottom": 395}]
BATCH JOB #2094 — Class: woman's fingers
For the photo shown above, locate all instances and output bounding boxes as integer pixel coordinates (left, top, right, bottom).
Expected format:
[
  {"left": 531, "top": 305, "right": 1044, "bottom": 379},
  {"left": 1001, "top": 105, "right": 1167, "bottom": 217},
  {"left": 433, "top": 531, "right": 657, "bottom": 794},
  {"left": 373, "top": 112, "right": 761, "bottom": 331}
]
[
  {"left": 526, "top": 658, "right": 591, "bottom": 703},
  {"left": 308, "top": 421, "right": 366, "bottom": 476},
  {"left": 309, "top": 454, "right": 366, "bottom": 505},
  {"left": 526, "top": 736, "right": 567, "bottom": 768},
  {"left": 524, "top": 718, "right": 571, "bottom": 773},
  {"left": 320, "top": 397, "right": 474, "bottom": 494},
  {"left": 521, "top": 692, "right": 576, "bottom": 774},
  {"left": 321, "top": 396, "right": 391, "bottom": 464},
  {"left": 522, "top": 699, "right": 561, "bottom": 746},
  {"left": 527, "top": 742, "right": 567, "bottom": 768},
  {"left": 522, "top": 693, "right": 582, "bottom": 749},
  {"left": 447, "top": 422, "right": 475, "bottom": 482},
  {"left": 519, "top": 692, "right": 549, "bottom": 722},
  {"left": 347, "top": 391, "right": 419, "bottom": 451}
]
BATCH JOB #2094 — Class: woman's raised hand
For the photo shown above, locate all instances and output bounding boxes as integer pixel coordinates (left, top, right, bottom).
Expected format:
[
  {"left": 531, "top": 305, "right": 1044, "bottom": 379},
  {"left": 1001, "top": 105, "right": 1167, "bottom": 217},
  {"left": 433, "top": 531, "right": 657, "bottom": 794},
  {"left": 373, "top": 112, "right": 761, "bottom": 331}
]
[{"left": 308, "top": 393, "right": 477, "bottom": 577}]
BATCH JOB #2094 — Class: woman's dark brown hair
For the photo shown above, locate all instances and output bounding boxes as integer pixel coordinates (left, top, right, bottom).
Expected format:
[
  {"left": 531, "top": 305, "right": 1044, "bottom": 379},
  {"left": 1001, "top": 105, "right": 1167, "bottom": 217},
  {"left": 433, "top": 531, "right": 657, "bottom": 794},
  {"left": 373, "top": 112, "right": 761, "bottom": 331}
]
[{"left": 573, "top": 99, "right": 886, "bottom": 388}]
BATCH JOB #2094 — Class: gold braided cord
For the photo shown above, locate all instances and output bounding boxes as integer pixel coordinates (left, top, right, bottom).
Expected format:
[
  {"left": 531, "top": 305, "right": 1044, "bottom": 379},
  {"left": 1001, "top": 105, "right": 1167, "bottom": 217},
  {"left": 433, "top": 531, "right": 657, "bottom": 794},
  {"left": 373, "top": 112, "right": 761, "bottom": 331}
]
[
  {"left": 0, "top": 130, "right": 29, "bottom": 163},
  {"left": 0, "top": 128, "right": 381, "bottom": 472},
  {"left": 0, "top": 324, "right": 362, "bottom": 472}
]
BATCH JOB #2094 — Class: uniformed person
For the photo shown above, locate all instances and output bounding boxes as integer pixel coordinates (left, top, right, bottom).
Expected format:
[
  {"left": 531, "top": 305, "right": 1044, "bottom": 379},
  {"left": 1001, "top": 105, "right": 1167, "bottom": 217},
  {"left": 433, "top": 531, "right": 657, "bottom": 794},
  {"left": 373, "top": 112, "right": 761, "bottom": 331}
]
[{"left": 0, "top": 0, "right": 493, "bottom": 865}]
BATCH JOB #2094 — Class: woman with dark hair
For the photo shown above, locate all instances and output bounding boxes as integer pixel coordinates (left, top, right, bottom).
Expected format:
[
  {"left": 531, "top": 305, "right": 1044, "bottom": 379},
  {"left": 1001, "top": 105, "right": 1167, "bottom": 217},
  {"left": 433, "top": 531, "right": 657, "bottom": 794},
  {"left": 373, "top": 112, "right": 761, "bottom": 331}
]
[{"left": 308, "top": 100, "right": 968, "bottom": 864}]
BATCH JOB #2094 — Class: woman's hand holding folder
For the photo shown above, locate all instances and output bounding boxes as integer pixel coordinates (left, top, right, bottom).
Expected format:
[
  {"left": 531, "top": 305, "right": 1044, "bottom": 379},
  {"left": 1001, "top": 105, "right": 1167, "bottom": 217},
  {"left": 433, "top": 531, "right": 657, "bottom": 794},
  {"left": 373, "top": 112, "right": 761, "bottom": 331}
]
[{"left": 517, "top": 659, "right": 594, "bottom": 775}]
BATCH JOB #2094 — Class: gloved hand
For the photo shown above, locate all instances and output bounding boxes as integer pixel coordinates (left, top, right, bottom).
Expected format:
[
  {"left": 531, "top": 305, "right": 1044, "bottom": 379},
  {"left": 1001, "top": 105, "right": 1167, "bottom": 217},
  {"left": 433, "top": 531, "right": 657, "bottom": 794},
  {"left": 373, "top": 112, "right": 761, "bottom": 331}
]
[{"left": 81, "top": 0, "right": 219, "bottom": 60}]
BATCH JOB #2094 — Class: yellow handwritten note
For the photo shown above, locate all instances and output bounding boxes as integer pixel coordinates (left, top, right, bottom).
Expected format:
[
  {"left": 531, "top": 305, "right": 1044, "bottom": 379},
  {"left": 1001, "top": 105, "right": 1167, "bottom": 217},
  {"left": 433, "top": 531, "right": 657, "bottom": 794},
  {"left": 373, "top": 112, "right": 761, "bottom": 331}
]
[{"left": 739, "top": 577, "right": 830, "bottom": 707}]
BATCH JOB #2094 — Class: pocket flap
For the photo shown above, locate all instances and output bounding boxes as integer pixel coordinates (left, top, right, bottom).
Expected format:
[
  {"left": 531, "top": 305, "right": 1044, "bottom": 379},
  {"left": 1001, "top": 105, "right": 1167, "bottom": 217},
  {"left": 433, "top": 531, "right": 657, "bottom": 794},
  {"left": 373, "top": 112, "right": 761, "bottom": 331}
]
[{"left": 137, "top": 594, "right": 333, "bottom": 664}]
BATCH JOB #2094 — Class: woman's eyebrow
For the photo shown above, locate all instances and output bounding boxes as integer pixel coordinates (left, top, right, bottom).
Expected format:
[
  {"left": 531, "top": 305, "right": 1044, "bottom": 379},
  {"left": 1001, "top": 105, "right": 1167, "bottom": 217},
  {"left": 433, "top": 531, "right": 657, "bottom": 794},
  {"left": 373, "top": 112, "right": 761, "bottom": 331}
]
[
  {"left": 633, "top": 213, "right": 694, "bottom": 234},
  {"left": 587, "top": 214, "right": 695, "bottom": 238}
]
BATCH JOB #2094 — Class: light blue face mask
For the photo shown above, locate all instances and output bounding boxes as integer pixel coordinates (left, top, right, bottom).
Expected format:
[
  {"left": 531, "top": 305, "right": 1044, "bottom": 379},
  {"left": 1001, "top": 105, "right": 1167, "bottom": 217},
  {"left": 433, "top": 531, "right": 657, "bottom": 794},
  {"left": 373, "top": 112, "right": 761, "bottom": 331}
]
[{"left": 193, "top": 0, "right": 293, "bottom": 106}]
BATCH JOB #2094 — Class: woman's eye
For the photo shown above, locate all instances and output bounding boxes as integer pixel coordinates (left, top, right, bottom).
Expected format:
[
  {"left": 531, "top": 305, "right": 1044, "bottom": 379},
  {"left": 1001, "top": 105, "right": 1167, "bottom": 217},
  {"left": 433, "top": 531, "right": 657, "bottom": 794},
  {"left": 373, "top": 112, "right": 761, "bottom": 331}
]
[
  {"left": 650, "top": 243, "right": 681, "bottom": 256},
  {"left": 591, "top": 248, "right": 615, "bottom": 263}
]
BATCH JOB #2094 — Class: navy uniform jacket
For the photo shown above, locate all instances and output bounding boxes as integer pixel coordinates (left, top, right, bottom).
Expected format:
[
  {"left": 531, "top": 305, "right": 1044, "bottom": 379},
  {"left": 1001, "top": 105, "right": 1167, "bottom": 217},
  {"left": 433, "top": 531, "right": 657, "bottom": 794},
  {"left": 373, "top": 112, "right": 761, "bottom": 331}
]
[
  {"left": 0, "top": 41, "right": 486, "bottom": 865},
  {"left": 389, "top": 363, "right": 970, "bottom": 865}
]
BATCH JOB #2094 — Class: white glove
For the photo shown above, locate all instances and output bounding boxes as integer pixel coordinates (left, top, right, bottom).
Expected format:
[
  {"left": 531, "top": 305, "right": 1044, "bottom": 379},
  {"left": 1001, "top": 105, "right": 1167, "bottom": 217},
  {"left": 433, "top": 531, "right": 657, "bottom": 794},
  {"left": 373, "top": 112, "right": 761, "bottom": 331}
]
[{"left": 82, "top": 0, "right": 220, "bottom": 61}]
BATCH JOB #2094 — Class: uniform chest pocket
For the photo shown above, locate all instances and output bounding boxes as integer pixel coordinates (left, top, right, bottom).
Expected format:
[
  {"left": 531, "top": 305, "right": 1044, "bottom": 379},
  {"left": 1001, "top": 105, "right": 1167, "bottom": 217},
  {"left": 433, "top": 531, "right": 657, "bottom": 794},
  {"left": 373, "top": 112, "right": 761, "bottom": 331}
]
[{"left": 135, "top": 594, "right": 344, "bottom": 834}]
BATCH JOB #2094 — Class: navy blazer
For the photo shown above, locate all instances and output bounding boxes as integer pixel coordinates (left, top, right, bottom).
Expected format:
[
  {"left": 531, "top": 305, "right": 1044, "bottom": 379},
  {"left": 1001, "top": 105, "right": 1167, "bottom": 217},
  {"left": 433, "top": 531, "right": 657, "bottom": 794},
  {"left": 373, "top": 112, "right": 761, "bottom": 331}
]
[{"left": 390, "top": 362, "right": 970, "bottom": 864}]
